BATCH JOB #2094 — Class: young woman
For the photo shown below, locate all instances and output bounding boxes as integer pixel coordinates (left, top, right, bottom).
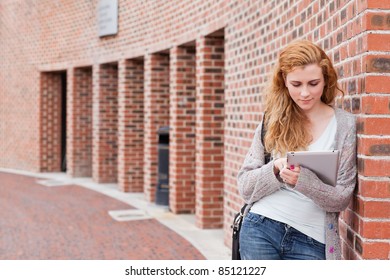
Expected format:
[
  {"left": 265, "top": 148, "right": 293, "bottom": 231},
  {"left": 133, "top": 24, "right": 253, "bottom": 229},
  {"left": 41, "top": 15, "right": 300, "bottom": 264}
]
[{"left": 237, "top": 40, "right": 357, "bottom": 260}]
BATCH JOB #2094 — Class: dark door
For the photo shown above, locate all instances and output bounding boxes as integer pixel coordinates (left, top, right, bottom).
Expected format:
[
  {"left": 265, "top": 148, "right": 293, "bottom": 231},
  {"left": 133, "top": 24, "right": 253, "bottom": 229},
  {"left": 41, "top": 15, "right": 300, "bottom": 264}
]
[{"left": 60, "top": 72, "right": 67, "bottom": 172}]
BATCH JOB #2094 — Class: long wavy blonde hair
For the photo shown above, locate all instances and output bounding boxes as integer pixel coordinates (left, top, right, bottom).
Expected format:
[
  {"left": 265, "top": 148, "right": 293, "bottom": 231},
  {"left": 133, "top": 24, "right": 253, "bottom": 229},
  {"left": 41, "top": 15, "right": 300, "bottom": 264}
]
[{"left": 264, "top": 40, "right": 343, "bottom": 156}]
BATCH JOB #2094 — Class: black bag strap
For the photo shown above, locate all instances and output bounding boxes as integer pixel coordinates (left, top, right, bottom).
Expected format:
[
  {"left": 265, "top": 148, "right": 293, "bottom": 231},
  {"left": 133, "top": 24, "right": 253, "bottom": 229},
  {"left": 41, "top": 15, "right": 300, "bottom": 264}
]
[{"left": 231, "top": 204, "right": 247, "bottom": 240}]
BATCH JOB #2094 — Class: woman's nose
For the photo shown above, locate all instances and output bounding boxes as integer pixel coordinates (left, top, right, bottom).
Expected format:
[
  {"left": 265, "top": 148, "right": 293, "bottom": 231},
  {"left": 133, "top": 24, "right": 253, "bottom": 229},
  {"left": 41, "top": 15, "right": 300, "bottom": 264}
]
[{"left": 300, "top": 86, "right": 310, "bottom": 97}]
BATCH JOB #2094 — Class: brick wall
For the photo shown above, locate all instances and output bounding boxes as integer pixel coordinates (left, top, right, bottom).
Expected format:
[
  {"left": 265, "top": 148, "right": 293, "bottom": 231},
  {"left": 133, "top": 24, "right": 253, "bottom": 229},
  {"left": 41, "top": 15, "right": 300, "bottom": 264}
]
[
  {"left": 117, "top": 59, "right": 145, "bottom": 192},
  {"left": 352, "top": 5, "right": 390, "bottom": 257},
  {"left": 92, "top": 63, "right": 119, "bottom": 183},
  {"left": 68, "top": 67, "right": 93, "bottom": 177},
  {"left": 0, "top": 0, "right": 41, "bottom": 171},
  {"left": 169, "top": 45, "right": 197, "bottom": 214},
  {"left": 0, "top": 0, "right": 389, "bottom": 259},
  {"left": 144, "top": 53, "right": 170, "bottom": 202},
  {"left": 223, "top": 0, "right": 390, "bottom": 260},
  {"left": 196, "top": 34, "right": 225, "bottom": 229}
]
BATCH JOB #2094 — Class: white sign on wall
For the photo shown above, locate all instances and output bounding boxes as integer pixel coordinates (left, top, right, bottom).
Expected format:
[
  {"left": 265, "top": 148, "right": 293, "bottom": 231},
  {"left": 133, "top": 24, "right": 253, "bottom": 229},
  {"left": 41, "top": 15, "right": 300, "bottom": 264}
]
[{"left": 98, "top": 0, "right": 118, "bottom": 37}]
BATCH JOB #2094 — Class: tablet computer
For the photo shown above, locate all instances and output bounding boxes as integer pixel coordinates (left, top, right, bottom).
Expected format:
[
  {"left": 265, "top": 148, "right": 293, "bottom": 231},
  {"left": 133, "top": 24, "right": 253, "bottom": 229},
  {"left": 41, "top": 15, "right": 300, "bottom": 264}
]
[{"left": 286, "top": 150, "right": 339, "bottom": 186}]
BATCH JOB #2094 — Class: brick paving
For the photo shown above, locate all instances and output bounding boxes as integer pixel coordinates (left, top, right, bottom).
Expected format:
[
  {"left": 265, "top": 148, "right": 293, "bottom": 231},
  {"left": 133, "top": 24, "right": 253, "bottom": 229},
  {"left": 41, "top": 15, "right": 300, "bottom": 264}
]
[{"left": 0, "top": 172, "right": 205, "bottom": 260}]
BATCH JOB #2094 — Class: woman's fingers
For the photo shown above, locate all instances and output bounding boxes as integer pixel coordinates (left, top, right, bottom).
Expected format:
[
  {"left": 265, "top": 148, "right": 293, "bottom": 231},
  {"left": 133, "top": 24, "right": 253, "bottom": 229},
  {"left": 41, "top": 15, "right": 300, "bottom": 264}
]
[
  {"left": 280, "top": 166, "right": 300, "bottom": 186},
  {"left": 273, "top": 158, "right": 288, "bottom": 175},
  {"left": 274, "top": 158, "right": 301, "bottom": 185}
]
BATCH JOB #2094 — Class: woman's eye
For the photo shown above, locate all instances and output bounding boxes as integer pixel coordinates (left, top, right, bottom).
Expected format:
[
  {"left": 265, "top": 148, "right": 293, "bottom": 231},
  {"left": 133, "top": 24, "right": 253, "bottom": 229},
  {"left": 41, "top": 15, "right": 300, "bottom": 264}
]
[{"left": 309, "top": 83, "right": 319, "bottom": 86}]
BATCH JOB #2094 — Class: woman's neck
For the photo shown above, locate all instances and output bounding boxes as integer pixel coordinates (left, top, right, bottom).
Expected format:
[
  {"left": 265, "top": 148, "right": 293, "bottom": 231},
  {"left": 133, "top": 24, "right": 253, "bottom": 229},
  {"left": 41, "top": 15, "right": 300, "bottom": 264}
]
[{"left": 304, "top": 103, "right": 335, "bottom": 144}]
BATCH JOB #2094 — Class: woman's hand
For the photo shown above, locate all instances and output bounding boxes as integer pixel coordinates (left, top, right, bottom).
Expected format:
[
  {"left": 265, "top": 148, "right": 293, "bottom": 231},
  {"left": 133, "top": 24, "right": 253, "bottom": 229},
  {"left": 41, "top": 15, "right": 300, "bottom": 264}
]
[{"left": 274, "top": 158, "right": 301, "bottom": 186}]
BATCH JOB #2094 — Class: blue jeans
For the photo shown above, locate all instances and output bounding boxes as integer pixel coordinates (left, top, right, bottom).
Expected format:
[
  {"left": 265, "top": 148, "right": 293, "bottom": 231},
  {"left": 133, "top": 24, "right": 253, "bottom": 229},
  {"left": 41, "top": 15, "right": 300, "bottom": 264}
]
[{"left": 239, "top": 212, "right": 325, "bottom": 260}]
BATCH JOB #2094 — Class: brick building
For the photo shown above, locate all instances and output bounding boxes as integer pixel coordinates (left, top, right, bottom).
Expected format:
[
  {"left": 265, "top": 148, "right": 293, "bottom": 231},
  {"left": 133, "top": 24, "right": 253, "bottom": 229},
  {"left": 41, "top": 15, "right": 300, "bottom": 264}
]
[{"left": 0, "top": 0, "right": 389, "bottom": 259}]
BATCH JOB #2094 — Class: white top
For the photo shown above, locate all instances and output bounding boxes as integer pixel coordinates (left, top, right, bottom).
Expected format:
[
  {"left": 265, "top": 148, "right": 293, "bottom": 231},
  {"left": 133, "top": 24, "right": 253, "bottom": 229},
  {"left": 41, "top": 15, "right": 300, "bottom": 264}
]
[{"left": 250, "top": 115, "right": 337, "bottom": 244}]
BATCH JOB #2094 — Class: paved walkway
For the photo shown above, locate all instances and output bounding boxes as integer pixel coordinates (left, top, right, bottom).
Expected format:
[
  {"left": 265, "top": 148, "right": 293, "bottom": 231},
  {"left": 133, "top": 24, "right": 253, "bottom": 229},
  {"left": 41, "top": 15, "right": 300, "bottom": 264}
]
[{"left": 0, "top": 169, "right": 230, "bottom": 260}]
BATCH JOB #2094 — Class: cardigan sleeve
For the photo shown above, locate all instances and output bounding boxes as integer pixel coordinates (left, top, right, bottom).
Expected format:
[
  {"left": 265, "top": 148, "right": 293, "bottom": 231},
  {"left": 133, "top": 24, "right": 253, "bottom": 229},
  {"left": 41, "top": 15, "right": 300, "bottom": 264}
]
[
  {"left": 294, "top": 120, "right": 357, "bottom": 212},
  {"left": 237, "top": 121, "right": 282, "bottom": 204}
]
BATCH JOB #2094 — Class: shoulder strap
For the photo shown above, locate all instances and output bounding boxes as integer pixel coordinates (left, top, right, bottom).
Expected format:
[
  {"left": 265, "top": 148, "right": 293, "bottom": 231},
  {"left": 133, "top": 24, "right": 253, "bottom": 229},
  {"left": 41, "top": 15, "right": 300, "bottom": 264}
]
[{"left": 261, "top": 113, "right": 271, "bottom": 164}]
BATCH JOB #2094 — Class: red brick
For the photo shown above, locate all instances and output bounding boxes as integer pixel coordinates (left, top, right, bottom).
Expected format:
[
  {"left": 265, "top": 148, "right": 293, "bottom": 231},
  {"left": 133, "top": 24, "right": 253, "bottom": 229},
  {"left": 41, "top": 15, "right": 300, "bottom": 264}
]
[
  {"left": 360, "top": 220, "right": 390, "bottom": 239},
  {"left": 358, "top": 178, "right": 390, "bottom": 199},
  {"left": 355, "top": 197, "right": 390, "bottom": 219},
  {"left": 355, "top": 237, "right": 390, "bottom": 259},
  {"left": 365, "top": 12, "right": 390, "bottom": 31},
  {"left": 367, "top": 0, "right": 390, "bottom": 9},
  {"left": 361, "top": 95, "right": 390, "bottom": 115},
  {"left": 357, "top": 117, "right": 390, "bottom": 135},
  {"left": 358, "top": 157, "right": 390, "bottom": 177},
  {"left": 365, "top": 76, "right": 390, "bottom": 93},
  {"left": 367, "top": 33, "right": 390, "bottom": 52},
  {"left": 358, "top": 137, "right": 390, "bottom": 156},
  {"left": 365, "top": 55, "right": 390, "bottom": 73}
]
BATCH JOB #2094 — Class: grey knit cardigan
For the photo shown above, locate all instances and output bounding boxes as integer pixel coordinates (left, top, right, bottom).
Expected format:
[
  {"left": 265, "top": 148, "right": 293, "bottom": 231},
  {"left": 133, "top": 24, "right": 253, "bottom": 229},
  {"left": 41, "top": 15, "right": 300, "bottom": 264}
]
[{"left": 237, "top": 107, "right": 357, "bottom": 260}]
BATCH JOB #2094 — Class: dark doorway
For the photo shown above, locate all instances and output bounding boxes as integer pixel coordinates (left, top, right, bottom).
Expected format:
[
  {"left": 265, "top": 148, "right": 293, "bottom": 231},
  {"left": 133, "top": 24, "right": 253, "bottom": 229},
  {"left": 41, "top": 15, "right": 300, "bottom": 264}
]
[{"left": 60, "top": 72, "right": 67, "bottom": 172}]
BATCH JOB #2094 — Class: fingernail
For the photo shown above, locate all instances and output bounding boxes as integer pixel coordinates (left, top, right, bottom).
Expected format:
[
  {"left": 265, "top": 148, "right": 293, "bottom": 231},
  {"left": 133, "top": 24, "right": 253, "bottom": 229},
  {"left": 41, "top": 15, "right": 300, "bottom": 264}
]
[{"left": 290, "top": 165, "right": 295, "bottom": 170}]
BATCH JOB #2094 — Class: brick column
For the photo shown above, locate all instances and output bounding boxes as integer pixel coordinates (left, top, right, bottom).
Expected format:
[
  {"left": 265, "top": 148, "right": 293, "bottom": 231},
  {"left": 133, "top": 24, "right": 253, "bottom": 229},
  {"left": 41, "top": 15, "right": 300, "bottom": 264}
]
[
  {"left": 350, "top": 7, "right": 390, "bottom": 259},
  {"left": 39, "top": 72, "right": 62, "bottom": 172},
  {"left": 144, "top": 53, "right": 170, "bottom": 202},
  {"left": 195, "top": 35, "right": 225, "bottom": 229},
  {"left": 118, "top": 59, "right": 144, "bottom": 192},
  {"left": 68, "top": 67, "right": 93, "bottom": 177},
  {"left": 169, "top": 46, "right": 196, "bottom": 213},
  {"left": 92, "top": 63, "right": 118, "bottom": 183}
]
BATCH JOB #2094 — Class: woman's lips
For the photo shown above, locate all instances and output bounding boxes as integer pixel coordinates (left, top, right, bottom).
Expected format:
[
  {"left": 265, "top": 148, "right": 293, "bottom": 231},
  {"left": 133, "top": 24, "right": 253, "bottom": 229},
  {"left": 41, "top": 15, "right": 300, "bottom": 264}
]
[{"left": 300, "top": 99, "right": 313, "bottom": 104}]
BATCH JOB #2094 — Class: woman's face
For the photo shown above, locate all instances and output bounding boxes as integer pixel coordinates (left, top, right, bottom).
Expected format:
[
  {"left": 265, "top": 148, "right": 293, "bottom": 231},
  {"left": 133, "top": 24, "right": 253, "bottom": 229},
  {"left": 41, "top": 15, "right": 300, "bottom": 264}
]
[{"left": 284, "top": 63, "right": 325, "bottom": 113}]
